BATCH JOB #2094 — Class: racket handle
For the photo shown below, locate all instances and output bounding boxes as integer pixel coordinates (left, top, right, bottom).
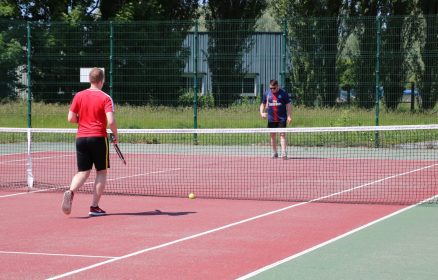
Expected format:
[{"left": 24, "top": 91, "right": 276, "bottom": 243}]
[{"left": 109, "top": 133, "right": 117, "bottom": 143}]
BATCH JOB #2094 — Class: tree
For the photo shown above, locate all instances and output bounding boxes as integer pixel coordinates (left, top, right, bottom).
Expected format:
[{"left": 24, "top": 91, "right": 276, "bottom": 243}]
[
  {"left": 380, "top": 1, "right": 413, "bottom": 110},
  {"left": 100, "top": 0, "right": 198, "bottom": 21},
  {"left": 11, "top": 1, "right": 97, "bottom": 21},
  {"left": 340, "top": 1, "right": 413, "bottom": 110},
  {"left": 6, "top": 1, "right": 199, "bottom": 105},
  {"left": 204, "top": 0, "right": 267, "bottom": 106},
  {"left": 255, "top": 0, "right": 281, "bottom": 32},
  {"left": 419, "top": 1, "right": 438, "bottom": 110},
  {"left": 8, "top": 1, "right": 99, "bottom": 103},
  {"left": 334, "top": 1, "right": 380, "bottom": 109},
  {"left": 98, "top": 0, "right": 199, "bottom": 105},
  {"left": 273, "top": 0, "right": 342, "bottom": 107},
  {"left": 0, "top": 0, "right": 25, "bottom": 100}
]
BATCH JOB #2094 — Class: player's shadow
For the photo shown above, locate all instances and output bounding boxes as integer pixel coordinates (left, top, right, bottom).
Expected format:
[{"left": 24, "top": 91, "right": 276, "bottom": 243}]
[
  {"left": 74, "top": 209, "right": 196, "bottom": 219},
  {"left": 284, "top": 157, "right": 322, "bottom": 160},
  {"left": 108, "top": 209, "right": 197, "bottom": 216}
]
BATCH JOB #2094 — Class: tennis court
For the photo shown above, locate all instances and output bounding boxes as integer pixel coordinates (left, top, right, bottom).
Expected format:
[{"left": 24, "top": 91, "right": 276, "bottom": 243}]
[{"left": 1, "top": 126, "right": 438, "bottom": 279}]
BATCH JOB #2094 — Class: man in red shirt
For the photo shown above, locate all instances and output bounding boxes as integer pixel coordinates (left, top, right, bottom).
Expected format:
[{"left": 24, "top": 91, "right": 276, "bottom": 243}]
[{"left": 62, "top": 68, "right": 118, "bottom": 216}]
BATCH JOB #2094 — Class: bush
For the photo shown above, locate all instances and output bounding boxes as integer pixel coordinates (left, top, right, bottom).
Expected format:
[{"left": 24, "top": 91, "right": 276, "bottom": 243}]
[{"left": 178, "top": 89, "right": 214, "bottom": 108}]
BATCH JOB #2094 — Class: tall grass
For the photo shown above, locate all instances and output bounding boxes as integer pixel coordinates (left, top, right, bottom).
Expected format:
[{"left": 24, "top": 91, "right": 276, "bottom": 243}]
[{"left": 0, "top": 101, "right": 437, "bottom": 128}]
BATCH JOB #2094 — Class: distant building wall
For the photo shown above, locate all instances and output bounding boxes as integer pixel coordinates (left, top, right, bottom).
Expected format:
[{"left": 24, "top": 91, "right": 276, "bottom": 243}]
[{"left": 182, "top": 32, "right": 291, "bottom": 98}]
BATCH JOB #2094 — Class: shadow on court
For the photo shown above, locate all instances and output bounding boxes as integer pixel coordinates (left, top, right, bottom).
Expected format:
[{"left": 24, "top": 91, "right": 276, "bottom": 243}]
[{"left": 73, "top": 209, "right": 197, "bottom": 219}]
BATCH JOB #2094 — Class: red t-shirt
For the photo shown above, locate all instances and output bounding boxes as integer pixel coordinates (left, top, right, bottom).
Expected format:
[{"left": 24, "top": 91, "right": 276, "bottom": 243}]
[{"left": 69, "top": 89, "right": 114, "bottom": 137}]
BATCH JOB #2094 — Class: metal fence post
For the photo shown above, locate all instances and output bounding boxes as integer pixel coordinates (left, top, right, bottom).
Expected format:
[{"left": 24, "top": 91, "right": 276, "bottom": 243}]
[
  {"left": 281, "top": 20, "right": 287, "bottom": 87},
  {"left": 109, "top": 21, "right": 114, "bottom": 98},
  {"left": 375, "top": 15, "right": 381, "bottom": 147},
  {"left": 193, "top": 20, "right": 199, "bottom": 143}
]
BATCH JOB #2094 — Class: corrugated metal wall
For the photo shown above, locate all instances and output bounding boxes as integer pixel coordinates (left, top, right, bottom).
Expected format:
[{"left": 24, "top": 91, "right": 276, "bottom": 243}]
[{"left": 183, "top": 32, "right": 291, "bottom": 97}]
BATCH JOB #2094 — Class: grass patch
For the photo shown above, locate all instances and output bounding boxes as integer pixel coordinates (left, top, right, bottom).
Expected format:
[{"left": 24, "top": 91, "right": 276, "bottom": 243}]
[{"left": 1, "top": 101, "right": 437, "bottom": 129}]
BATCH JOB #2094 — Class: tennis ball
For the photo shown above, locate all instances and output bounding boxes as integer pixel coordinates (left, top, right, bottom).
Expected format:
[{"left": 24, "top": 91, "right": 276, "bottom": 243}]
[{"left": 188, "top": 193, "right": 196, "bottom": 199}]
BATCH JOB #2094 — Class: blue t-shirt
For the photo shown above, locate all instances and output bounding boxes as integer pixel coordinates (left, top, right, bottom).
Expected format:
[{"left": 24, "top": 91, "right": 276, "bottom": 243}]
[{"left": 261, "top": 88, "right": 291, "bottom": 123}]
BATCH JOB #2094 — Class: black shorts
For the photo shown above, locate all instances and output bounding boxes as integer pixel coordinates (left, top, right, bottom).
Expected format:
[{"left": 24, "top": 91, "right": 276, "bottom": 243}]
[
  {"left": 268, "top": 121, "right": 287, "bottom": 128},
  {"left": 76, "top": 137, "right": 110, "bottom": 171}
]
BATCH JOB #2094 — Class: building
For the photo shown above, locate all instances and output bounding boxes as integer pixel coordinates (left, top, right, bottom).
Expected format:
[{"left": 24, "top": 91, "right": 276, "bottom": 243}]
[{"left": 182, "top": 32, "right": 291, "bottom": 99}]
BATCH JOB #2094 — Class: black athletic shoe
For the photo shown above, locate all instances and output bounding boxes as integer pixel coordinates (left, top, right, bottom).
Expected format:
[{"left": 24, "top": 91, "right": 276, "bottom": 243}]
[{"left": 89, "top": 206, "right": 106, "bottom": 217}]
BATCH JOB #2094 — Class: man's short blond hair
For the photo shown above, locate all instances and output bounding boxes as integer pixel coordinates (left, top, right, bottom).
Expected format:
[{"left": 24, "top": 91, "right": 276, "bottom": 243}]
[{"left": 89, "top": 68, "right": 104, "bottom": 84}]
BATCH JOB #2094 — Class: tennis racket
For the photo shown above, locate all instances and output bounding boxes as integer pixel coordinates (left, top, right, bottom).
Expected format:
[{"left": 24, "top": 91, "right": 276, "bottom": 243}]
[{"left": 110, "top": 134, "right": 126, "bottom": 165}]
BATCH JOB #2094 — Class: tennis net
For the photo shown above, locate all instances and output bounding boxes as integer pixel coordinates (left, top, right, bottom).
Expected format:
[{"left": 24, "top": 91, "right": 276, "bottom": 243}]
[{"left": 1, "top": 126, "right": 438, "bottom": 204}]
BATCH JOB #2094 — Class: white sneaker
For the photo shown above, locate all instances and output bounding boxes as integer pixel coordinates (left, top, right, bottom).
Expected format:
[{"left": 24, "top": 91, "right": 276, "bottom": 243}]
[
  {"left": 271, "top": 152, "right": 278, "bottom": 158},
  {"left": 62, "top": 190, "right": 74, "bottom": 215}
]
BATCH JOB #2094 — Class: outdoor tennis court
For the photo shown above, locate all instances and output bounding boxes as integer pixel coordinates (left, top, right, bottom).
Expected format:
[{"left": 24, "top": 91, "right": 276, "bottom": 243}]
[{"left": 1, "top": 126, "right": 438, "bottom": 279}]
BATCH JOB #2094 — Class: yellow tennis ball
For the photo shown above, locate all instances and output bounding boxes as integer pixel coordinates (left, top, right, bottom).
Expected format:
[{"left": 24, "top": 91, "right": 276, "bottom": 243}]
[{"left": 188, "top": 193, "right": 196, "bottom": 199}]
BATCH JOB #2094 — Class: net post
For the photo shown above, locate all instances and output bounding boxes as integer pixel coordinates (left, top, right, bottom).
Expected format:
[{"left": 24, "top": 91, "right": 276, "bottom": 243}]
[{"left": 26, "top": 128, "right": 34, "bottom": 189}]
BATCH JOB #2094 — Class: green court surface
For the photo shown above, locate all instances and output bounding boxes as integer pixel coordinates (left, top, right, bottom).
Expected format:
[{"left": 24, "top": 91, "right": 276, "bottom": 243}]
[{"left": 248, "top": 204, "right": 438, "bottom": 280}]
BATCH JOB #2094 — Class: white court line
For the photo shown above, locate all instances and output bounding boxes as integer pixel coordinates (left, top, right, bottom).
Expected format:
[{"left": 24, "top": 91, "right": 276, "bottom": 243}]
[
  {"left": 0, "top": 154, "right": 74, "bottom": 165},
  {"left": 46, "top": 163, "right": 438, "bottom": 280},
  {"left": 0, "top": 151, "right": 72, "bottom": 156},
  {"left": 0, "top": 251, "right": 116, "bottom": 259},
  {"left": 106, "top": 168, "right": 182, "bottom": 181},
  {"left": 0, "top": 168, "right": 182, "bottom": 198},
  {"left": 0, "top": 158, "right": 28, "bottom": 164},
  {"left": 0, "top": 151, "right": 34, "bottom": 157},
  {"left": 184, "top": 168, "right": 371, "bottom": 176},
  {"left": 236, "top": 193, "right": 438, "bottom": 279},
  {"left": 0, "top": 152, "right": 26, "bottom": 157},
  {"left": 0, "top": 187, "right": 63, "bottom": 198}
]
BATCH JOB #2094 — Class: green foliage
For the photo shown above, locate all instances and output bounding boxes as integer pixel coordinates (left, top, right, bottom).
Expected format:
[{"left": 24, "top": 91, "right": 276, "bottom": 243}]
[
  {"left": 272, "top": 1, "right": 438, "bottom": 111},
  {"left": 204, "top": 0, "right": 267, "bottom": 106},
  {"left": 255, "top": 0, "right": 281, "bottom": 32},
  {"left": 109, "top": 21, "right": 196, "bottom": 105},
  {"left": 420, "top": 15, "right": 438, "bottom": 110},
  {"left": 0, "top": 0, "right": 16, "bottom": 18},
  {"left": 114, "top": 2, "right": 136, "bottom": 21},
  {"left": 274, "top": 1, "right": 341, "bottom": 107},
  {"left": 381, "top": 16, "right": 405, "bottom": 110},
  {"left": 0, "top": 35, "right": 20, "bottom": 61},
  {"left": 338, "top": 58, "right": 357, "bottom": 89},
  {"left": 0, "top": 2, "right": 23, "bottom": 100},
  {"left": 100, "top": 0, "right": 199, "bottom": 21},
  {"left": 338, "top": 33, "right": 360, "bottom": 91},
  {"left": 98, "top": 1, "right": 200, "bottom": 106},
  {"left": 12, "top": 1, "right": 96, "bottom": 21},
  {"left": 1, "top": 0, "right": 437, "bottom": 111},
  {"left": 0, "top": 21, "right": 25, "bottom": 100},
  {"left": 178, "top": 89, "right": 214, "bottom": 108},
  {"left": 61, "top": 4, "right": 89, "bottom": 24},
  {"left": 3, "top": 1, "right": 200, "bottom": 105}
]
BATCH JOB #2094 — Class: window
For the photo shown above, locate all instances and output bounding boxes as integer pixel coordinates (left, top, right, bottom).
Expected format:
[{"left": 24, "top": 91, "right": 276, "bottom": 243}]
[{"left": 240, "top": 73, "right": 259, "bottom": 97}]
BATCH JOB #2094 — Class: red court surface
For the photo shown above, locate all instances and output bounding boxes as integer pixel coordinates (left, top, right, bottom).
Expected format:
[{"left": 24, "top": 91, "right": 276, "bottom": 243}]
[
  {"left": 0, "top": 190, "right": 405, "bottom": 279},
  {"left": 3, "top": 151, "right": 437, "bottom": 204}
]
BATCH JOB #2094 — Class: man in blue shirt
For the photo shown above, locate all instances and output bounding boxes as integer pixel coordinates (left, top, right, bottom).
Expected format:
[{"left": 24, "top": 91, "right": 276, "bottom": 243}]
[{"left": 259, "top": 79, "right": 292, "bottom": 159}]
